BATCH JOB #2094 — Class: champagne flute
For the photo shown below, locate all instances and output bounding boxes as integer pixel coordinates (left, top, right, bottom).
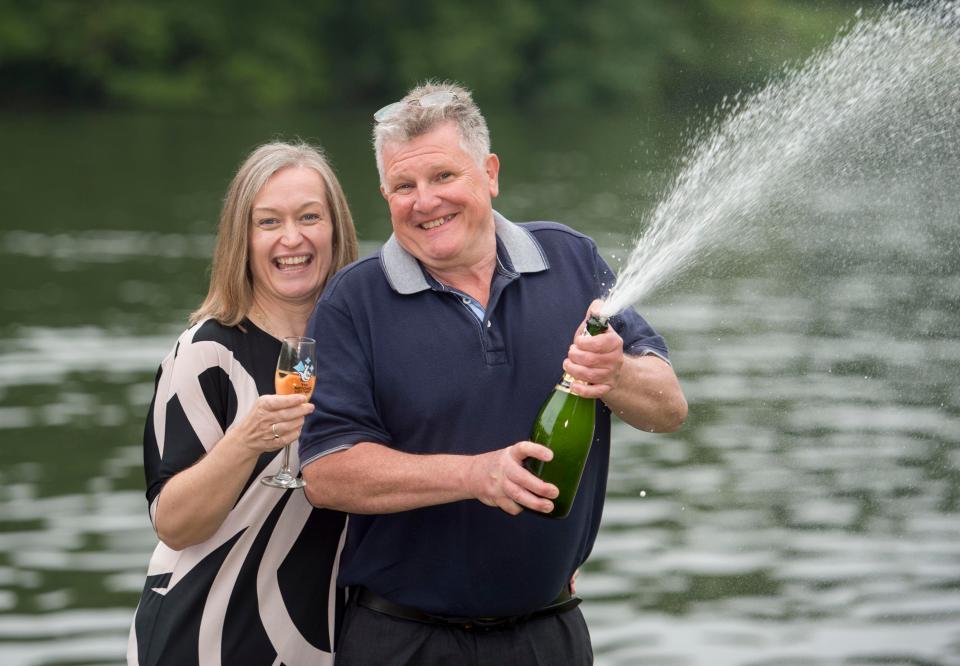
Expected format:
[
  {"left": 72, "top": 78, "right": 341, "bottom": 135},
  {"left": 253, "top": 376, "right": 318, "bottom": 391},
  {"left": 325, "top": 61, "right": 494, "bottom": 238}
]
[{"left": 261, "top": 336, "right": 316, "bottom": 489}]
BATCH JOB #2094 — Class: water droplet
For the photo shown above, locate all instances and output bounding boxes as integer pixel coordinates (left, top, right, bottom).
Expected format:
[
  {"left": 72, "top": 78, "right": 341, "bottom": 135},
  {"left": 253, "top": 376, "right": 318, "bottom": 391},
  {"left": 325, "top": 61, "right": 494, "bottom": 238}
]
[{"left": 602, "top": 2, "right": 960, "bottom": 312}]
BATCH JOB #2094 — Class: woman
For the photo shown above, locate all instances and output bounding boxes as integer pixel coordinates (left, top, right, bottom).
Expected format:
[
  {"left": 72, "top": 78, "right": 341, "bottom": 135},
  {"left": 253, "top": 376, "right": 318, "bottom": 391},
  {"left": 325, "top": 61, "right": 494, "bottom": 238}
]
[{"left": 128, "top": 142, "right": 358, "bottom": 666}]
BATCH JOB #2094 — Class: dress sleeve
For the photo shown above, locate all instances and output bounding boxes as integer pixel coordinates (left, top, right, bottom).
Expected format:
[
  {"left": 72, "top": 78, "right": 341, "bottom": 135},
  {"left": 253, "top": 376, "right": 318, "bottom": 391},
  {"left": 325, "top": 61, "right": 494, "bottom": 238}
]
[
  {"left": 593, "top": 243, "right": 671, "bottom": 361},
  {"left": 142, "top": 329, "right": 232, "bottom": 523}
]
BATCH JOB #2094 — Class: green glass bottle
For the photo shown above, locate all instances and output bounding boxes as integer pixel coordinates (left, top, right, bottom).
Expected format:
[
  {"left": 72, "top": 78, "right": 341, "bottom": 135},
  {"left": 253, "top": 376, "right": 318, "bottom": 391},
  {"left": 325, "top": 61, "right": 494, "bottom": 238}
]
[{"left": 525, "top": 314, "right": 609, "bottom": 518}]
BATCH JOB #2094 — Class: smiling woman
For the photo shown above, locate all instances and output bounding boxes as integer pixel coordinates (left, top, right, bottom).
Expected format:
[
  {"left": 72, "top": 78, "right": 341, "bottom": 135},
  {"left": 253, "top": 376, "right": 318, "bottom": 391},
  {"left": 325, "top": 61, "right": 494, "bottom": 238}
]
[
  {"left": 248, "top": 166, "right": 336, "bottom": 321},
  {"left": 127, "top": 142, "right": 358, "bottom": 666}
]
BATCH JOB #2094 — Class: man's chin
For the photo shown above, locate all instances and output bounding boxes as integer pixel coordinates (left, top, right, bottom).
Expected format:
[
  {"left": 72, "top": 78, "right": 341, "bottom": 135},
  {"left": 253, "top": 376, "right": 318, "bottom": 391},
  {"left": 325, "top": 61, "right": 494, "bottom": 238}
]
[{"left": 409, "top": 242, "right": 463, "bottom": 265}]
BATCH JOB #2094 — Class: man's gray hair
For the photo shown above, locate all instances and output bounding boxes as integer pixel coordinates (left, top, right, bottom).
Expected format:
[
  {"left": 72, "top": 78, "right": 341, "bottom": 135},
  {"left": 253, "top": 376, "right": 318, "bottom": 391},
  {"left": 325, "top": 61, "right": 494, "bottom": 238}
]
[{"left": 373, "top": 81, "right": 491, "bottom": 185}]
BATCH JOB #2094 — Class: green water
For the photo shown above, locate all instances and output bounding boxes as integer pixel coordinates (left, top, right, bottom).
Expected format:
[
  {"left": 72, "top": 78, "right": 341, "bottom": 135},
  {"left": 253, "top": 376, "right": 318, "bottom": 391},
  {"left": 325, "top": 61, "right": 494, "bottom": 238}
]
[{"left": 1, "top": 110, "right": 958, "bottom": 665}]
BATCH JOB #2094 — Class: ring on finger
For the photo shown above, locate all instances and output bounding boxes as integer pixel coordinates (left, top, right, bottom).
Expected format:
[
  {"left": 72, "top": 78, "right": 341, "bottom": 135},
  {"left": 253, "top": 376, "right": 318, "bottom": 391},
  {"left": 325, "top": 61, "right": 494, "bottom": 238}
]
[{"left": 271, "top": 423, "right": 281, "bottom": 439}]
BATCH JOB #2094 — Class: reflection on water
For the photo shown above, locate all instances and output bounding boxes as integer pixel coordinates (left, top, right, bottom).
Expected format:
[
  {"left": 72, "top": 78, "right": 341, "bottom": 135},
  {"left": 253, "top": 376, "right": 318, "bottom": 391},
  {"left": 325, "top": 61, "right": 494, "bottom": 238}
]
[
  {"left": 1, "top": 112, "right": 958, "bottom": 665},
  {"left": 3, "top": 230, "right": 215, "bottom": 262},
  {"left": 584, "top": 272, "right": 960, "bottom": 664}
]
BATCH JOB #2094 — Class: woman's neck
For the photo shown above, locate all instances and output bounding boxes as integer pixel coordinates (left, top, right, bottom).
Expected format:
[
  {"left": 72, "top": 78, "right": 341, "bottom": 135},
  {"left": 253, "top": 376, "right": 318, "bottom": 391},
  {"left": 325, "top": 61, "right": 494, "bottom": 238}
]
[{"left": 248, "top": 296, "right": 313, "bottom": 340}]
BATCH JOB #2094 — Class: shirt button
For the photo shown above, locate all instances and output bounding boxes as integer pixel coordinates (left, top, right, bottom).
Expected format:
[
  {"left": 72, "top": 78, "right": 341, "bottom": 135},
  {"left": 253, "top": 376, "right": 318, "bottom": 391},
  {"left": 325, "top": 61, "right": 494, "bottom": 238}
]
[
  {"left": 462, "top": 297, "right": 471, "bottom": 304},
  {"left": 486, "top": 321, "right": 492, "bottom": 328}
]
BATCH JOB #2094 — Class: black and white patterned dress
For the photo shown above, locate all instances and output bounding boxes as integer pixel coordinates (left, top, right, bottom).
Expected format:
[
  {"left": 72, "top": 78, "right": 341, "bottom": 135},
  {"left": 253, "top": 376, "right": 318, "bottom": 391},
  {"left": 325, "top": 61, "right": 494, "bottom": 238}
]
[{"left": 128, "top": 318, "right": 346, "bottom": 666}]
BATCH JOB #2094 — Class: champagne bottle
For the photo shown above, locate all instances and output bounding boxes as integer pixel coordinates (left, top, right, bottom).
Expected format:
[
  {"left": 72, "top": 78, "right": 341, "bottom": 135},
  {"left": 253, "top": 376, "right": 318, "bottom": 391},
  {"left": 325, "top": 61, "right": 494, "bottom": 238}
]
[{"left": 525, "top": 313, "right": 609, "bottom": 518}]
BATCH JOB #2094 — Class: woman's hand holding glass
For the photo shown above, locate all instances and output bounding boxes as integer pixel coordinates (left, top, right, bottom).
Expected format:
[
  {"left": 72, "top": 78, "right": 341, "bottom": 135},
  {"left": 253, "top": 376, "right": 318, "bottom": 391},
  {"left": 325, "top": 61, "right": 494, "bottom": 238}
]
[
  {"left": 262, "top": 337, "right": 316, "bottom": 488},
  {"left": 237, "top": 393, "right": 315, "bottom": 455}
]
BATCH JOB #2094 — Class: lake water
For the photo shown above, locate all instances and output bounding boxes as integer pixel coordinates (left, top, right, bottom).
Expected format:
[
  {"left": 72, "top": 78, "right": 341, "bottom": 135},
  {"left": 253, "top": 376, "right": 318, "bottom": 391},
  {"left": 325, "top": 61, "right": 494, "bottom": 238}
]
[{"left": 1, "top": 110, "right": 958, "bottom": 665}]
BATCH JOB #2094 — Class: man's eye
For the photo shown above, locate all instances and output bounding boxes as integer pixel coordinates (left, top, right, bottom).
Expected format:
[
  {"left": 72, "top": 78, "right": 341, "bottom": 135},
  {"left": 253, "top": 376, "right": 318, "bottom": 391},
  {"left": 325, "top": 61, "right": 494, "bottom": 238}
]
[
  {"left": 394, "top": 183, "right": 414, "bottom": 193},
  {"left": 438, "top": 172, "right": 454, "bottom": 181}
]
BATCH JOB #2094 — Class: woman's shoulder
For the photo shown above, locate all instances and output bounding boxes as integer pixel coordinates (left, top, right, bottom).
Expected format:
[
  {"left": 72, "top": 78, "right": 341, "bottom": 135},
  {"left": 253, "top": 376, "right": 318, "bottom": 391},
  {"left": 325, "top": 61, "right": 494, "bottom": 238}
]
[
  {"left": 174, "top": 316, "right": 276, "bottom": 350},
  {"left": 165, "top": 317, "right": 269, "bottom": 374},
  {"left": 184, "top": 317, "right": 244, "bottom": 347}
]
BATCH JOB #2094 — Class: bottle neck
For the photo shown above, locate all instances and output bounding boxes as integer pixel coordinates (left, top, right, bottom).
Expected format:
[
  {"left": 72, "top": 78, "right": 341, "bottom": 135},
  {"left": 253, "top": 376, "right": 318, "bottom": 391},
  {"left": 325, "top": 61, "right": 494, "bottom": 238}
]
[
  {"left": 585, "top": 314, "right": 609, "bottom": 336},
  {"left": 557, "top": 313, "right": 609, "bottom": 391}
]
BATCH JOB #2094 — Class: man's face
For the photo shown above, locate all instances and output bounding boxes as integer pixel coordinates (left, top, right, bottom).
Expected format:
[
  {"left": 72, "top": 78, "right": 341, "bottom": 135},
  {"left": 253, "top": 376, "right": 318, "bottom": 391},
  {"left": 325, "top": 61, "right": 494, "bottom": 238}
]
[{"left": 379, "top": 122, "right": 500, "bottom": 273}]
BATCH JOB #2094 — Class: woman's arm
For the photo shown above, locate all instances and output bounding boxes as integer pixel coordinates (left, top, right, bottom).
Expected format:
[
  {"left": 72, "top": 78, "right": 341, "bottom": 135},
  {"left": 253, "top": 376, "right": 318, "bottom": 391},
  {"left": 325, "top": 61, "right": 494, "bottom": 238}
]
[{"left": 153, "top": 394, "right": 313, "bottom": 550}]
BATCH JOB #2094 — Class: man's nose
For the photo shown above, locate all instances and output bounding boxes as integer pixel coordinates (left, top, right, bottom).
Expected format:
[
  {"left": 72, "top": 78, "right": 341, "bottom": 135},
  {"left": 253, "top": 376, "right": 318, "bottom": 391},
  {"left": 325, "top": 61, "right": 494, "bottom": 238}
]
[{"left": 412, "top": 184, "right": 441, "bottom": 213}]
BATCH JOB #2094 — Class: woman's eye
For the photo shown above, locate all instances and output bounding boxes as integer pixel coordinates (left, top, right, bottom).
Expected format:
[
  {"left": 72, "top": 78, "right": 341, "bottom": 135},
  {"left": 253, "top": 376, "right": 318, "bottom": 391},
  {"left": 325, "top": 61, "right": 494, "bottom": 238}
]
[
  {"left": 256, "top": 218, "right": 279, "bottom": 228},
  {"left": 301, "top": 213, "right": 321, "bottom": 224}
]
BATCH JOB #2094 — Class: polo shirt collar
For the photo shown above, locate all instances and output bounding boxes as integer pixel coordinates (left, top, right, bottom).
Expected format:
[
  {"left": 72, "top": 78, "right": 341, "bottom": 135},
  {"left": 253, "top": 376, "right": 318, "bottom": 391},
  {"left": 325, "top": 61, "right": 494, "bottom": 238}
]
[{"left": 379, "top": 210, "right": 550, "bottom": 295}]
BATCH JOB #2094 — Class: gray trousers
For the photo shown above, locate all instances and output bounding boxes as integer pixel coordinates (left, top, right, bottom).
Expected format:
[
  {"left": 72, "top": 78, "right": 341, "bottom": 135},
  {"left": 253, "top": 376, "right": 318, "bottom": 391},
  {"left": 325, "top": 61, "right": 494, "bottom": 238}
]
[{"left": 334, "top": 596, "right": 594, "bottom": 665}]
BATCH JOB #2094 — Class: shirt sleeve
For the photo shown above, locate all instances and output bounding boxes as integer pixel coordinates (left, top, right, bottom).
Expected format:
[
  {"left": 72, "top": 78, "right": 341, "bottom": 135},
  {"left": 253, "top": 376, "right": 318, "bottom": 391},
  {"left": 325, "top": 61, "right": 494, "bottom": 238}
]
[
  {"left": 142, "top": 330, "right": 231, "bottom": 522},
  {"left": 593, "top": 244, "right": 671, "bottom": 362},
  {"left": 299, "top": 297, "right": 393, "bottom": 468}
]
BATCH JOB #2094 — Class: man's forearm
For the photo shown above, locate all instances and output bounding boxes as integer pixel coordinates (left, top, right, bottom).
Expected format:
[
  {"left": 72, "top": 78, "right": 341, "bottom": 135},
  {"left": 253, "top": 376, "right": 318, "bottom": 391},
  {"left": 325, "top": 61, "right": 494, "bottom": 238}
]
[
  {"left": 302, "top": 440, "right": 560, "bottom": 515},
  {"left": 302, "top": 442, "right": 473, "bottom": 513},
  {"left": 602, "top": 354, "right": 688, "bottom": 432}
]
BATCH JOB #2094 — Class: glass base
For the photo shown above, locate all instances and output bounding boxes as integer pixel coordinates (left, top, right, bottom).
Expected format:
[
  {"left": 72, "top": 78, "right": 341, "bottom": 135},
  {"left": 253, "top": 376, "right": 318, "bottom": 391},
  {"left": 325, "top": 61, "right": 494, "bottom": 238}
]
[{"left": 260, "top": 473, "right": 305, "bottom": 489}]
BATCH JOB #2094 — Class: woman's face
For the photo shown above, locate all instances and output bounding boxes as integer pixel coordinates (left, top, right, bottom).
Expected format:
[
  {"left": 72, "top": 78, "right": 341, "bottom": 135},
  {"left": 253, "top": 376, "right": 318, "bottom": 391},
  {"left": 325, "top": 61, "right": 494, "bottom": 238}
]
[{"left": 248, "top": 166, "right": 334, "bottom": 310}]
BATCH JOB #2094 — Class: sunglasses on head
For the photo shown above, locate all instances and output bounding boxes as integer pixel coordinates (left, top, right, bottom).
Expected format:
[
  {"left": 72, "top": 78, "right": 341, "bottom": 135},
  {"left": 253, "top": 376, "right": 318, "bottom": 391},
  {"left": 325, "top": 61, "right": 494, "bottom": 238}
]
[{"left": 373, "top": 91, "right": 459, "bottom": 123}]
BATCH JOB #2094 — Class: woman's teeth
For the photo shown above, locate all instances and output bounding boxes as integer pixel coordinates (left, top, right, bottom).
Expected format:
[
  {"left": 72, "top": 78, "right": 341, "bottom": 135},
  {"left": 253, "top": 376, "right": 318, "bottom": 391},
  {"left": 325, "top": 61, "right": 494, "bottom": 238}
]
[{"left": 276, "top": 256, "right": 310, "bottom": 268}]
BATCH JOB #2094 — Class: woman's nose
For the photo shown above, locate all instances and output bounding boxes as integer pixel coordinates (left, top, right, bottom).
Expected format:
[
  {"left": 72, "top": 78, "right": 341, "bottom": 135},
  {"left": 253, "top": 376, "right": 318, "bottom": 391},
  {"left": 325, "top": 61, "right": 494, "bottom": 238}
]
[{"left": 280, "top": 220, "right": 302, "bottom": 244}]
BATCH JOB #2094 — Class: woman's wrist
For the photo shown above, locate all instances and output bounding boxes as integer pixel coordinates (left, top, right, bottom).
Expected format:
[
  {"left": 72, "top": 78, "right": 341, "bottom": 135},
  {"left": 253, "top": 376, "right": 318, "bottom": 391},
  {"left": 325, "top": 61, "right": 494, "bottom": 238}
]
[{"left": 215, "top": 427, "right": 265, "bottom": 467}]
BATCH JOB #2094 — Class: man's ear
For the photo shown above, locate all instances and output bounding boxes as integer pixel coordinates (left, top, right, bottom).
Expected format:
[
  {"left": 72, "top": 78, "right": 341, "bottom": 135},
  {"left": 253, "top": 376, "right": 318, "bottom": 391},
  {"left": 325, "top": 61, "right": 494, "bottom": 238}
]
[{"left": 485, "top": 153, "right": 501, "bottom": 198}]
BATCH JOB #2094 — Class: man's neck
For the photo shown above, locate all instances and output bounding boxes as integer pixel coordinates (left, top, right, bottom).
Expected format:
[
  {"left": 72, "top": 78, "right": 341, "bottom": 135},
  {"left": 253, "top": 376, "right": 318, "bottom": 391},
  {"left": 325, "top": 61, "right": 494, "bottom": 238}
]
[
  {"left": 418, "top": 222, "right": 499, "bottom": 306},
  {"left": 426, "top": 253, "right": 498, "bottom": 307}
]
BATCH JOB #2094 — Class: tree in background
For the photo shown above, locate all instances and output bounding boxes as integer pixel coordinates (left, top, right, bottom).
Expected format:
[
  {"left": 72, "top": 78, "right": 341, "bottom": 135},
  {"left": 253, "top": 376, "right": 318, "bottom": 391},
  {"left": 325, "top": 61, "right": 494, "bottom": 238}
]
[{"left": 0, "top": 0, "right": 866, "bottom": 111}]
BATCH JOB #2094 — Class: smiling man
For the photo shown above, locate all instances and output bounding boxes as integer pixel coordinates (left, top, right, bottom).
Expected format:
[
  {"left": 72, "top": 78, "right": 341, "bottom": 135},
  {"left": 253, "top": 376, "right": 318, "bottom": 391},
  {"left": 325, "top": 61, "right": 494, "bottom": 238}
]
[{"left": 299, "top": 81, "right": 687, "bottom": 665}]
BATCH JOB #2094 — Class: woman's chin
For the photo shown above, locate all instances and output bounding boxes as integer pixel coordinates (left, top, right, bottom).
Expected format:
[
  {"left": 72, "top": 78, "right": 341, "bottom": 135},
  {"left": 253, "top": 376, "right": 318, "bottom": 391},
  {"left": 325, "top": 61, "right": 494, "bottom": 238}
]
[{"left": 258, "top": 279, "right": 323, "bottom": 307}]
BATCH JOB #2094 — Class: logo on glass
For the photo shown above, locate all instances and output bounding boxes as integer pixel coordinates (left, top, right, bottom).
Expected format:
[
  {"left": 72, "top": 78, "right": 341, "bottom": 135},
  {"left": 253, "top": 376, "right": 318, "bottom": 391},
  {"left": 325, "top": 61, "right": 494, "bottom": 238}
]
[{"left": 294, "top": 359, "right": 314, "bottom": 383}]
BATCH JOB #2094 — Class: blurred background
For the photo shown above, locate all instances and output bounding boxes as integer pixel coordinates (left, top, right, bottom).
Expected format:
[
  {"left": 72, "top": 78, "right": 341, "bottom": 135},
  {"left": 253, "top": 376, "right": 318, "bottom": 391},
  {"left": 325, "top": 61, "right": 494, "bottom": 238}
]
[{"left": 2, "top": 1, "right": 959, "bottom": 664}]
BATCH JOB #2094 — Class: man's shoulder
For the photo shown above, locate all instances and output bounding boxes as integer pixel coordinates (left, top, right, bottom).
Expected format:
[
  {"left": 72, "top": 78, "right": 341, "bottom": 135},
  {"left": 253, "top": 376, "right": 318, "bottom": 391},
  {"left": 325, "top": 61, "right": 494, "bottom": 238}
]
[
  {"left": 513, "top": 220, "right": 598, "bottom": 264},
  {"left": 518, "top": 220, "right": 596, "bottom": 246},
  {"left": 321, "top": 253, "right": 387, "bottom": 299}
]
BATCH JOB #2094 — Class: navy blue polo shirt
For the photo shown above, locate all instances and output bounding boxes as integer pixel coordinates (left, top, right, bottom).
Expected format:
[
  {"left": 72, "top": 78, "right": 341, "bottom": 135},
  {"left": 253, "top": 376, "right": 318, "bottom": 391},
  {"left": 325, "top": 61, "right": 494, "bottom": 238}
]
[{"left": 301, "top": 212, "right": 669, "bottom": 618}]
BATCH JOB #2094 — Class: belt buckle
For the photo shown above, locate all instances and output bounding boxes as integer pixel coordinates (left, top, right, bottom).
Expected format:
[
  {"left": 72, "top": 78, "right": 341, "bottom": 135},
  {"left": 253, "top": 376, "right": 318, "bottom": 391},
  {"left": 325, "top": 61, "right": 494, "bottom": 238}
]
[{"left": 461, "top": 615, "right": 512, "bottom": 631}]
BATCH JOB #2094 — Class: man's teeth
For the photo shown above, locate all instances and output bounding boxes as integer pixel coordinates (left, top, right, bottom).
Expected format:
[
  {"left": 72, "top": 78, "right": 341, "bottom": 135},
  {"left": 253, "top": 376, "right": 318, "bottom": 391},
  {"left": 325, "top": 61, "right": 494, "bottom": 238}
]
[
  {"left": 421, "top": 215, "right": 452, "bottom": 230},
  {"left": 276, "top": 256, "right": 310, "bottom": 266}
]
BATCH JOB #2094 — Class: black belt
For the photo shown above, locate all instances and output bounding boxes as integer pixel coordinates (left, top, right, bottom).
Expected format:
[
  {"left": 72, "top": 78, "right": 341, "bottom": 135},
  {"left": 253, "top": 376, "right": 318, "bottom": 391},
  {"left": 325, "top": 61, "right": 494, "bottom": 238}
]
[{"left": 353, "top": 586, "right": 581, "bottom": 631}]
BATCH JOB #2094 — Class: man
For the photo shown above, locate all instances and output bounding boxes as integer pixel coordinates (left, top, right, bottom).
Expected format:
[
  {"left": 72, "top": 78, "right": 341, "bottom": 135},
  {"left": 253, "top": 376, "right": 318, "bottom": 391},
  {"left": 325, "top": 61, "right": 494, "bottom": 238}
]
[{"left": 300, "top": 81, "right": 687, "bottom": 665}]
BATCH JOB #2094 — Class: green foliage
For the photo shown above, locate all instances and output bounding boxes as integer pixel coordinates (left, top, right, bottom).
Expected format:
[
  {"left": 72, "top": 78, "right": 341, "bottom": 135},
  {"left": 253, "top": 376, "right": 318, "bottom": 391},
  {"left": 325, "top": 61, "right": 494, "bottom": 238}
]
[{"left": 0, "top": 0, "right": 866, "bottom": 111}]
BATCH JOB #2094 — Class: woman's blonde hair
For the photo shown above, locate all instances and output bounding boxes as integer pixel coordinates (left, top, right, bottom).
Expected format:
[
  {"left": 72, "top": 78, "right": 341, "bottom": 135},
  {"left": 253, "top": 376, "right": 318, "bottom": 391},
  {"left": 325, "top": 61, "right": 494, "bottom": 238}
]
[{"left": 190, "top": 141, "right": 358, "bottom": 326}]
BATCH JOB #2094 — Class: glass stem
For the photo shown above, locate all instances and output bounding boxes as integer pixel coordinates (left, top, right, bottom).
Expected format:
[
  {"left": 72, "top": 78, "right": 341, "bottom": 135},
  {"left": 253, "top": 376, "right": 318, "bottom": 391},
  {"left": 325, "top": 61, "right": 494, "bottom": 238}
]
[{"left": 279, "top": 444, "right": 292, "bottom": 477}]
